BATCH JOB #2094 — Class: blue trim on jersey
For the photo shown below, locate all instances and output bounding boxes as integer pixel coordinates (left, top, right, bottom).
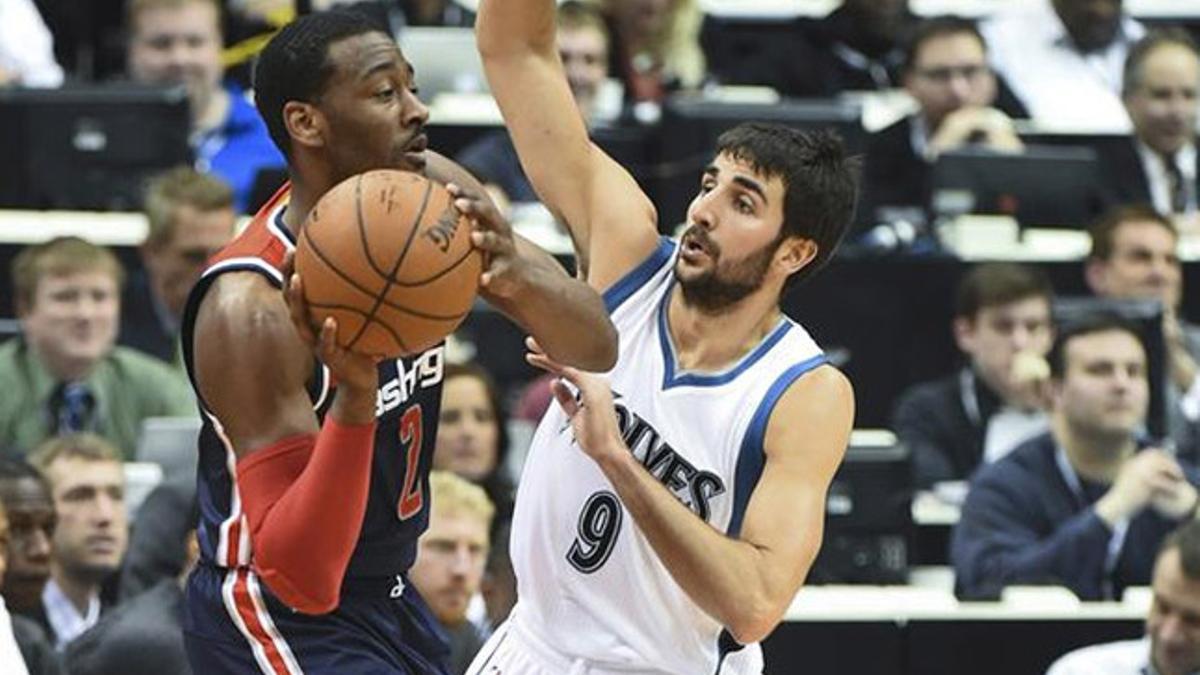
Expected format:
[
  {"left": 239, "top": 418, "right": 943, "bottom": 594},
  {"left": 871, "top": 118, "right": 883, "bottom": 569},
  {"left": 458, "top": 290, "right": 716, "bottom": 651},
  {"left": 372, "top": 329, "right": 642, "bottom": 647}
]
[
  {"left": 270, "top": 204, "right": 297, "bottom": 246},
  {"left": 727, "top": 354, "right": 828, "bottom": 537},
  {"left": 656, "top": 284, "right": 793, "bottom": 390},
  {"left": 713, "top": 629, "right": 746, "bottom": 674},
  {"left": 602, "top": 236, "right": 675, "bottom": 313}
]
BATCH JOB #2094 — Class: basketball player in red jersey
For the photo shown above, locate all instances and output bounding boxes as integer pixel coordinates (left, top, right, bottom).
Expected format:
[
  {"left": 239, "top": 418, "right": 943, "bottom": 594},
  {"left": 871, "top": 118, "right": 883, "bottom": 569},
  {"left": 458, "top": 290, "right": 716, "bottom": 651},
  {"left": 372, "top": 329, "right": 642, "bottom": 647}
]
[{"left": 178, "top": 9, "right": 617, "bottom": 674}]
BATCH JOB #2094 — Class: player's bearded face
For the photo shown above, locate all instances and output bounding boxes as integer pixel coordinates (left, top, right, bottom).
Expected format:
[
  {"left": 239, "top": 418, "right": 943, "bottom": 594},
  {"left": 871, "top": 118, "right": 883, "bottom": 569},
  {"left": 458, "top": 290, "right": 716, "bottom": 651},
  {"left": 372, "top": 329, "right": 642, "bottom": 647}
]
[{"left": 675, "top": 225, "right": 782, "bottom": 312}]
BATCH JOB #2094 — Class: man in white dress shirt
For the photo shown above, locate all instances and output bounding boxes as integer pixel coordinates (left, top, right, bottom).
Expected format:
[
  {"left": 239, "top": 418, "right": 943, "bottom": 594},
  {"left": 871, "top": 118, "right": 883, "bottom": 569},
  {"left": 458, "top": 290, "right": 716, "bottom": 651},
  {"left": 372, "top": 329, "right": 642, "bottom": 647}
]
[
  {"left": 982, "top": 0, "right": 1144, "bottom": 128},
  {"left": 1048, "top": 519, "right": 1200, "bottom": 675}
]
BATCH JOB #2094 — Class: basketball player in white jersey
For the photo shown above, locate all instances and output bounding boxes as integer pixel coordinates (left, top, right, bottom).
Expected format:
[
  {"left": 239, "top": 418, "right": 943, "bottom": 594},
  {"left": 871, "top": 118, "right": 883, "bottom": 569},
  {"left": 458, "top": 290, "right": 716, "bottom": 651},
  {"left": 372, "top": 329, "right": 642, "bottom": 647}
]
[{"left": 468, "top": 2, "right": 859, "bottom": 674}]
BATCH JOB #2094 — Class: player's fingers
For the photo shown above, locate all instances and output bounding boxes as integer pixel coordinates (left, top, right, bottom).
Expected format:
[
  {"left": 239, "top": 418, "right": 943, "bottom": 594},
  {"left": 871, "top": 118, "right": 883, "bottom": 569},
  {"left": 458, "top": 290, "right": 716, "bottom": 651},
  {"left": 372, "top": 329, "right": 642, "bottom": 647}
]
[
  {"left": 287, "top": 275, "right": 318, "bottom": 345},
  {"left": 526, "top": 352, "right": 563, "bottom": 375},
  {"left": 550, "top": 379, "right": 579, "bottom": 416},
  {"left": 525, "top": 336, "right": 544, "bottom": 355}
]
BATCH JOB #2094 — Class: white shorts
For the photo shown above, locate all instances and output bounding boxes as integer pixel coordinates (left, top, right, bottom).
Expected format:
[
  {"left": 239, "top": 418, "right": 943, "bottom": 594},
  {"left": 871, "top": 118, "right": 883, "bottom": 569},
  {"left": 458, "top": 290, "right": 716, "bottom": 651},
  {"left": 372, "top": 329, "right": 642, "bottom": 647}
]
[
  {"left": 466, "top": 609, "right": 764, "bottom": 675},
  {"left": 466, "top": 618, "right": 656, "bottom": 675}
]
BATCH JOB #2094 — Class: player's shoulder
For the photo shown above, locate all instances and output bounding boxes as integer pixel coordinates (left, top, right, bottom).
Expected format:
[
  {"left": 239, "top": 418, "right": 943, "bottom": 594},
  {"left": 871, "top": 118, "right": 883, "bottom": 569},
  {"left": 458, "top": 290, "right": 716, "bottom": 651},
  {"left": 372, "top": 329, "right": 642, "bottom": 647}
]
[{"left": 764, "top": 364, "right": 853, "bottom": 462}]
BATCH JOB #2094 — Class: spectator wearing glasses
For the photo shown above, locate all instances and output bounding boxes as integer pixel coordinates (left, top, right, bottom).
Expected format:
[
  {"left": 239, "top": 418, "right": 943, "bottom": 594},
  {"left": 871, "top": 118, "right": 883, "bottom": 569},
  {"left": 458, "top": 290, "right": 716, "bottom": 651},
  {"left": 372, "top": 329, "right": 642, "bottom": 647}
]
[{"left": 861, "top": 17, "right": 1023, "bottom": 230}]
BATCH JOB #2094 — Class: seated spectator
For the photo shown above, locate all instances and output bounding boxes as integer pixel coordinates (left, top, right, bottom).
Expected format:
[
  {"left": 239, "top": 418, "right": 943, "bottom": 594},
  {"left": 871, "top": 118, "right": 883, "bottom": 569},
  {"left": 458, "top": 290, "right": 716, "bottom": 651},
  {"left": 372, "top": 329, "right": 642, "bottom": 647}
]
[
  {"left": 408, "top": 471, "right": 492, "bottom": 675},
  {"left": 116, "top": 479, "right": 194, "bottom": 603},
  {"left": 119, "top": 167, "right": 237, "bottom": 367},
  {"left": 0, "top": 499, "right": 59, "bottom": 675},
  {"left": 599, "top": 0, "right": 704, "bottom": 108},
  {"left": 126, "top": 0, "right": 285, "bottom": 213},
  {"left": 434, "top": 363, "right": 514, "bottom": 520},
  {"left": 893, "top": 263, "right": 1054, "bottom": 489},
  {"left": 742, "top": 0, "right": 916, "bottom": 97},
  {"left": 862, "top": 16, "right": 1023, "bottom": 227},
  {"left": 1047, "top": 519, "right": 1200, "bottom": 675},
  {"left": 28, "top": 435, "right": 128, "bottom": 650},
  {"left": 0, "top": 0, "right": 64, "bottom": 88},
  {"left": 952, "top": 313, "right": 1200, "bottom": 600},
  {"left": 458, "top": 0, "right": 610, "bottom": 207},
  {"left": 0, "top": 237, "right": 196, "bottom": 459},
  {"left": 0, "top": 459, "right": 55, "bottom": 623},
  {"left": 480, "top": 515, "right": 514, "bottom": 631},
  {"left": 1086, "top": 205, "right": 1200, "bottom": 455},
  {"left": 1096, "top": 29, "right": 1200, "bottom": 217},
  {"left": 64, "top": 528, "right": 196, "bottom": 675},
  {"left": 982, "top": 0, "right": 1144, "bottom": 127}
]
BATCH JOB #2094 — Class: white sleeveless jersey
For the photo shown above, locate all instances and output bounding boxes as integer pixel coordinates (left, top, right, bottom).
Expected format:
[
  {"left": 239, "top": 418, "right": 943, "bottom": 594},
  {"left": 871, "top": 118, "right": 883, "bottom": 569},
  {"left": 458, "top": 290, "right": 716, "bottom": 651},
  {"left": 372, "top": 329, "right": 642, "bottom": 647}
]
[{"left": 509, "top": 238, "right": 829, "bottom": 675}]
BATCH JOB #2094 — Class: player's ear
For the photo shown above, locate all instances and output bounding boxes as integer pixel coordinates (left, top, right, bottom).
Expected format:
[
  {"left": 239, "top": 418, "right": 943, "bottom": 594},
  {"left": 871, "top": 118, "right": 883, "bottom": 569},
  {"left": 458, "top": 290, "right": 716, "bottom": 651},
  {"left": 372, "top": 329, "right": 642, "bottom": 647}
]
[
  {"left": 777, "top": 237, "right": 817, "bottom": 276},
  {"left": 284, "top": 101, "right": 326, "bottom": 151}
]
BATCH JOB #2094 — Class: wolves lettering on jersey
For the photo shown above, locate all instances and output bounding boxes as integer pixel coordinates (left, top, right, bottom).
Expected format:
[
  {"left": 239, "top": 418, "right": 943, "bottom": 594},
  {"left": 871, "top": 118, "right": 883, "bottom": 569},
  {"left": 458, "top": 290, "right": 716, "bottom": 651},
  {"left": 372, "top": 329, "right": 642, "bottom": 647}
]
[
  {"left": 610, "top": 393, "right": 725, "bottom": 521},
  {"left": 181, "top": 182, "right": 446, "bottom": 583}
]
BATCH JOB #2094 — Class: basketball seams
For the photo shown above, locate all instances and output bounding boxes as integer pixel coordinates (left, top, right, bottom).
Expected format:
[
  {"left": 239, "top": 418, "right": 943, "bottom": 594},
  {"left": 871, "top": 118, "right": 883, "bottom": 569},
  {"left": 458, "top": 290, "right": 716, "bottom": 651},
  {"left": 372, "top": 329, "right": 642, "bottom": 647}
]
[
  {"left": 346, "top": 176, "right": 434, "bottom": 352},
  {"left": 389, "top": 243, "right": 478, "bottom": 288},
  {"left": 305, "top": 300, "right": 411, "bottom": 355},
  {"left": 353, "top": 174, "right": 391, "bottom": 278}
]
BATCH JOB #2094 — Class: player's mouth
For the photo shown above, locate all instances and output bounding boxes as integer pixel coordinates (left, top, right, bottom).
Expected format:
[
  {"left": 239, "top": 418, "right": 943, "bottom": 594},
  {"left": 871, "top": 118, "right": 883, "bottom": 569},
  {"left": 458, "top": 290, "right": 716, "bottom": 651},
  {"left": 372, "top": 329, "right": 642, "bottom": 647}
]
[
  {"left": 404, "top": 134, "right": 429, "bottom": 168},
  {"left": 86, "top": 535, "right": 119, "bottom": 554},
  {"left": 680, "top": 229, "right": 713, "bottom": 263}
]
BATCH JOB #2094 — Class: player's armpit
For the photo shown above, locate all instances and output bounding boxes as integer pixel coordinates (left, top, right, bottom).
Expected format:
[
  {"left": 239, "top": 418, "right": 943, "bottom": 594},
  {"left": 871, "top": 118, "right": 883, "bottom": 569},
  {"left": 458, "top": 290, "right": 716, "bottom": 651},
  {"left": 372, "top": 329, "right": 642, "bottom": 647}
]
[{"left": 733, "top": 366, "right": 854, "bottom": 642}]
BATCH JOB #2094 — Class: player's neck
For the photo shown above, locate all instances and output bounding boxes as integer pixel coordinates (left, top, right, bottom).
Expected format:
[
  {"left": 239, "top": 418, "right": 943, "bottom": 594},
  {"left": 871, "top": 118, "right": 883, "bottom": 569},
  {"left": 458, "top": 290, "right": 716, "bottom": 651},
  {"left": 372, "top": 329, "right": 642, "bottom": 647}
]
[{"left": 666, "top": 285, "right": 782, "bottom": 372}]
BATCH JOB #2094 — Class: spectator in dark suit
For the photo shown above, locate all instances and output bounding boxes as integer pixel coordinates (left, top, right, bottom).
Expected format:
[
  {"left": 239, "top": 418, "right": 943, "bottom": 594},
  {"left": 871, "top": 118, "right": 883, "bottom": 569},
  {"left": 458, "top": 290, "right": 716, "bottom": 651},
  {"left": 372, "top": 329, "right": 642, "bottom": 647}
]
[
  {"left": 63, "top": 526, "right": 197, "bottom": 675},
  {"left": 861, "top": 16, "right": 1023, "bottom": 231},
  {"left": 1097, "top": 29, "right": 1200, "bottom": 217},
  {"left": 892, "top": 263, "right": 1054, "bottom": 489},
  {"left": 118, "top": 167, "right": 236, "bottom": 369},
  {"left": 1087, "top": 205, "right": 1200, "bottom": 457},
  {"left": 952, "top": 314, "right": 1200, "bottom": 601},
  {"left": 0, "top": 498, "right": 60, "bottom": 675}
]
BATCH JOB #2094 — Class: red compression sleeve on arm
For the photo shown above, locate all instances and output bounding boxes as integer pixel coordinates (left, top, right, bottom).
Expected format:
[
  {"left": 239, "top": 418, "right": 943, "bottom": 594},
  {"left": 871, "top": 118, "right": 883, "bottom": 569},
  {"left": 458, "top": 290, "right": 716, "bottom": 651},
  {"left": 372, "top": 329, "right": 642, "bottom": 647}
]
[{"left": 235, "top": 417, "right": 376, "bottom": 614}]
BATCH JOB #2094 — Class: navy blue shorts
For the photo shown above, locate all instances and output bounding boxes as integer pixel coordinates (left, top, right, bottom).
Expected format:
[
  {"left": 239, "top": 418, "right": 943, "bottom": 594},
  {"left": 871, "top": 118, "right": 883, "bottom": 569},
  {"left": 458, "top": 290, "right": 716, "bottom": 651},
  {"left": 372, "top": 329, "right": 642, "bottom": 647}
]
[{"left": 184, "top": 563, "right": 451, "bottom": 674}]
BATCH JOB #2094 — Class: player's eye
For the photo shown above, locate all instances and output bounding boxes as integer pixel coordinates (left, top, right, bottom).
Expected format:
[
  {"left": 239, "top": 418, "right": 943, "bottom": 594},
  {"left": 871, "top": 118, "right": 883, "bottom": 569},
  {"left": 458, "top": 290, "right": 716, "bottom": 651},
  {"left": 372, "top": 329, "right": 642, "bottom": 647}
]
[{"left": 375, "top": 88, "right": 397, "bottom": 101}]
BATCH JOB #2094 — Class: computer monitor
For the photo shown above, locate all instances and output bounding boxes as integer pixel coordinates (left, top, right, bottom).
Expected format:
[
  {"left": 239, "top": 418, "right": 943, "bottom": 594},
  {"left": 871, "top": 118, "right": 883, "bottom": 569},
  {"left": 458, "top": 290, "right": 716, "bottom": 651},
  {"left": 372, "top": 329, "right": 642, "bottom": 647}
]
[
  {"left": 809, "top": 431, "right": 913, "bottom": 585},
  {"left": 1053, "top": 296, "right": 1168, "bottom": 441},
  {"left": 931, "top": 145, "right": 1100, "bottom": 228},
  {"left": 398, "top": 27, "right": 488, "bottom": 98},
  {"left": 654, "top": 97, "right": 865, "bottom": 229},
  {"left": 0, "top": 84, "right": 192, "bottom": 210}
]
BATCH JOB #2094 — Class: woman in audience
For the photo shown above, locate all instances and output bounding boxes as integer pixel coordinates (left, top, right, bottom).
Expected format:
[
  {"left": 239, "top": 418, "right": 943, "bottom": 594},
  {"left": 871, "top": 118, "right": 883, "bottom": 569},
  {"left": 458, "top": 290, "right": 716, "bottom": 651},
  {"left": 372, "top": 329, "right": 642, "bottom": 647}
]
[{"left": 434, "top": 363, "right": 514, "bottom": 519}]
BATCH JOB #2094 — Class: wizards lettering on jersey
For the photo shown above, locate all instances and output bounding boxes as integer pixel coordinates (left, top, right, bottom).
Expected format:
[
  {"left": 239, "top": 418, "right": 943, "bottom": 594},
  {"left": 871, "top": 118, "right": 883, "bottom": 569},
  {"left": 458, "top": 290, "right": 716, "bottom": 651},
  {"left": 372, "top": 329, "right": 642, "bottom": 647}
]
[
  {"left": 376, "top": 347, "right": 445, "bottom": 417},
  {"left": 611, "top": 394, "right": 726, "bottom": 521}
]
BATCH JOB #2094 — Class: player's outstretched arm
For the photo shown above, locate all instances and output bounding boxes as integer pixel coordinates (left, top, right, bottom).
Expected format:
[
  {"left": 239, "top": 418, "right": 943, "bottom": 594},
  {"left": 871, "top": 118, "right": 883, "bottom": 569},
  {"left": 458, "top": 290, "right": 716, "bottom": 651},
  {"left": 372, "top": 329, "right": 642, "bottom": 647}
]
[
  {"left": 533, "top": 345, "right": 854, "bottom": 643},
  {"left": 476, "top": 0, "right": 660, "bottom": 292},
  {"left": 193, "top": 269, "right": 380, "bottom": 614}
]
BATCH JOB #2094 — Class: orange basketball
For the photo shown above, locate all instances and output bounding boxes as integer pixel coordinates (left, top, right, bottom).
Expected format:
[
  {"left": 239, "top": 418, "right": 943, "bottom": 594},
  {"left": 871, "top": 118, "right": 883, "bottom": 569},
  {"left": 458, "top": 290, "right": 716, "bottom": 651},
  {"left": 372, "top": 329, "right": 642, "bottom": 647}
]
[{"left": 294, "top": 169, "right": 482, "bottom": 358}]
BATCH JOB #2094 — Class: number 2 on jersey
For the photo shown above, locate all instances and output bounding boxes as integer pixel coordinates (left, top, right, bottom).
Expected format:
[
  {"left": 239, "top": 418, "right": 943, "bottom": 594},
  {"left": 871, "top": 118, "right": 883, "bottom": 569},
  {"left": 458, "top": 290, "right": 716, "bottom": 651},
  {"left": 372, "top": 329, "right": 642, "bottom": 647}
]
[
  {"left": 567, "top": 491, "right": 623, "bottom": 573},
  {"left": 397, "top": 405, "right": 424, "bottom": 520}
]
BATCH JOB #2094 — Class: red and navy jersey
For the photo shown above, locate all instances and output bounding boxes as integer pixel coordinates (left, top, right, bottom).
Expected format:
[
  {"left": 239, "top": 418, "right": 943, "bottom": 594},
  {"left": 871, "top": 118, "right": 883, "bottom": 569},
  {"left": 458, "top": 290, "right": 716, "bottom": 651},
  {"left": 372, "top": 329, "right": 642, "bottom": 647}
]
[{"left": 180, "top": 184, "right": 445, "bottom": 580}]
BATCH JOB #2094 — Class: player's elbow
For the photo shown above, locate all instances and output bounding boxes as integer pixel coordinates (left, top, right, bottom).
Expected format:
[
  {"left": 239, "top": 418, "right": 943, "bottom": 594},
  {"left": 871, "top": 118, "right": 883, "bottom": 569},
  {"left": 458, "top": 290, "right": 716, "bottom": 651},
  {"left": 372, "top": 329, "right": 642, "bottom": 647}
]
[
  {"left": 725, "top": 601, "right": 786, "bottom": 645},
  {"left": 582, "top": 321, "right": 619, "bottom": 371}
]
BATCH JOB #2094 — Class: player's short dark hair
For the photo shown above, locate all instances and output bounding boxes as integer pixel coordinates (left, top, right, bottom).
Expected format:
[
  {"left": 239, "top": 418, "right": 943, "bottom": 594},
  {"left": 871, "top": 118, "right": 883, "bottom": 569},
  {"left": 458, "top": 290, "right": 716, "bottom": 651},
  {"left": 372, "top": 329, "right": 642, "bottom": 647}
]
[
  {"left": 1047, "top": 312, "right": 1144, "bottom": 380},
  {"left": 954, "top": 262, "right": 1053, "bottom": 321},
  {"left": 903, "top": 15, "right": 987, "bottom": 73},
  {"left": 1088, "top": 204, "right": 1178, "bottom": 262},
  {"left": 713, "top": 124, "right": 859, "bottom": 295},
  {"left": 1123, "top": 27, "right": 1199, "bottom": 98},
  {"left": 1162, "top": 520, "right": 1200, "bottom": 581},
  {"left": 253, "top": 9, "right": 383, "bottom": 157}
]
